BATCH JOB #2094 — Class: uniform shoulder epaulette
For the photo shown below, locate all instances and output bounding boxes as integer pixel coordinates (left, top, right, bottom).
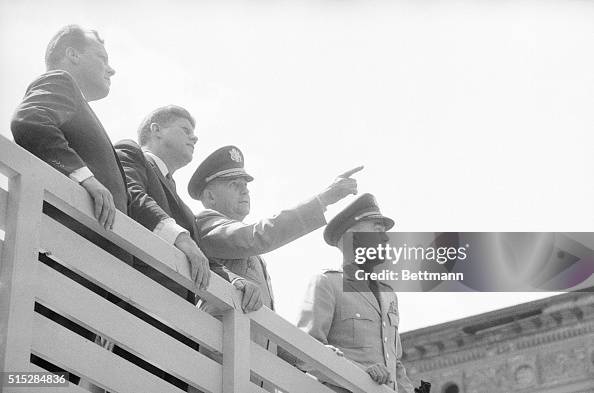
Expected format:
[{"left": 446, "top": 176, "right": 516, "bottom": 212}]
[{"left": 322, "top": 268, "right": 343, "bottom": 274}]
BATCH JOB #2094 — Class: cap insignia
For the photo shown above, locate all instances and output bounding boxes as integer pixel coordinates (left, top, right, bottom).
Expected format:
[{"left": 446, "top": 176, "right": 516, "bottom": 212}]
[{"left": 229, "top": 148, "right": 242, "bottom": 163}]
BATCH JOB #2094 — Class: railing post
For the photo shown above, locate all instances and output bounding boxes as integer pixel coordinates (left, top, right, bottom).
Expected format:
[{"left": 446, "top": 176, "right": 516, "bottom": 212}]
[
  {"left": 222, "top": 309, "right": 251, "bottom": 393},
  {"left": 0, "top": 171, "right": 44, "bottom": 373}
]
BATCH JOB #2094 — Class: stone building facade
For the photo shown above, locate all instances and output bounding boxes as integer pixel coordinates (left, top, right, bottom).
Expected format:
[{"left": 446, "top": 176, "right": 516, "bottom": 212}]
[{"left": 401, "top": 293, "right": 594, "bottom": 393}]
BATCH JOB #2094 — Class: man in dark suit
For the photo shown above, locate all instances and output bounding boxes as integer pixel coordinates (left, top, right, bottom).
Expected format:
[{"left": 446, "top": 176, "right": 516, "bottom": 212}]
[
  {"left": 11, "top": 26, "right": 211, "bottom": 391},
  {"left": 11, "top": 25, "right": 210, "bottom": 290},
  {"left": 115, "top": 105, "right": 261, "bottom": 309},
  {"left": 116, "top": 106, "right": 267, "bottom": 392}
]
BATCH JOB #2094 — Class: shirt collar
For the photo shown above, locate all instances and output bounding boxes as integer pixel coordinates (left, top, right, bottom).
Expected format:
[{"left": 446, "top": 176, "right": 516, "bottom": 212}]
[{"left": 142, "top": 149, "right": 170, "bottom": 177}]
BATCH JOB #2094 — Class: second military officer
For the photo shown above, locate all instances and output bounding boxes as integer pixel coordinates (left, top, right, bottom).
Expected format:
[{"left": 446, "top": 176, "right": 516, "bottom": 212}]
[{"left": 296, "top": 193, "right": 415, "bottom": 393}]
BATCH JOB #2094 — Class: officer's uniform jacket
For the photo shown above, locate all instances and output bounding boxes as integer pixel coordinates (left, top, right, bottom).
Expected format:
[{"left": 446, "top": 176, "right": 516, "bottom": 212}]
[
  {"left": 195, "top": 197, "right": 327, "bottom": 311},
  {"left": 297, "top": 269, "right": 415, "bottom": 393}
]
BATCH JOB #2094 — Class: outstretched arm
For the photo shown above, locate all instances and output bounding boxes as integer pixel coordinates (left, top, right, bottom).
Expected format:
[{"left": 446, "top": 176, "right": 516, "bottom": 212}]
[
  {"left": 197, "top": 166, "right": 363, "bottom": 259},
  {"left": 197, "top": 197, "right": 326, "bottom": 259}
]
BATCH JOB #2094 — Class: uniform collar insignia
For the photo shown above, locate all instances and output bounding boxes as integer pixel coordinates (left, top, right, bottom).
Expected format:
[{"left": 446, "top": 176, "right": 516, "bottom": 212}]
[{"left": 388, "top": 300, "right": 397, "bottom": 314}]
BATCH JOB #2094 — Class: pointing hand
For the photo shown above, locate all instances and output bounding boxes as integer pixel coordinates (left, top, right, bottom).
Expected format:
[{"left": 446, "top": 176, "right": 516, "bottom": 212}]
[{"left": 317, "top": 166, "right": 363, "bottom": 207}]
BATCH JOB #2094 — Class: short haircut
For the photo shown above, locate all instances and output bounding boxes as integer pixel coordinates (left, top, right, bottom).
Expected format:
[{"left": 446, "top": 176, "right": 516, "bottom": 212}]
[
  {"left": 199, "top": 178, "right": 228, "bottom": 206},
  {"left": 45, "top": 25, "right": 103, "bottom": 69},
  {"left": 137, "top": 105, "right": 196, "bottom": 146},
  {"left": 200, "top": 176, "right": 246, "bottom": 203}
]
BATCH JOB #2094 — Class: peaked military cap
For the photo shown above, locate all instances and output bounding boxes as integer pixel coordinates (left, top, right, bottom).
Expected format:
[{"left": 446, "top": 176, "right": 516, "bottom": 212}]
[
  {"left": 188, "top": 145, "right": 254, "bottom": 199},
  {"left": 324, "top": 193, "right": 394, "bottom": 246}
]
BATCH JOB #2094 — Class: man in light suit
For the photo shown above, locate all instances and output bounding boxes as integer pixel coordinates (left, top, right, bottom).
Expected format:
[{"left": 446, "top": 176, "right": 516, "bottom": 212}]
[
  {"left": 11, "top": 25, "right": 210, "bottom": 289},
  {"left": 296, "top": 193, "right": 415, "bottom": 393}
]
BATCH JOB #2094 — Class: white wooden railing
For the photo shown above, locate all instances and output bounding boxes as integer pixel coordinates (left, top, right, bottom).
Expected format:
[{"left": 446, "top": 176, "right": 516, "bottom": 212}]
[{"left": 0, "top": 134, "right": 395, "bottom": 393}]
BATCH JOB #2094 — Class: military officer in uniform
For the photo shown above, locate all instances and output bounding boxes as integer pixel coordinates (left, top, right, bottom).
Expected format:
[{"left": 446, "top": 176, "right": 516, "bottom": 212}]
[
  {"left": 188, "top": 145, "right": 363, "bottom": 314},
  {"left": 296, "top": 193, "right": 415, "bottom": 393},
  {"left": 188, "top": 146, "right": 362, "bottom": 390}
]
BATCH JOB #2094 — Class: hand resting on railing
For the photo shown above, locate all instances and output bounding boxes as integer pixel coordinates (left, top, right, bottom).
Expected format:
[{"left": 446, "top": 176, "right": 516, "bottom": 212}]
[
  {"left": 325, "top": 344, "right": 344, "bottom": 357},
  {"left": 232, "top": 278, "right": 263, "bottom": 312},
  {"left": 366, "top": 363, "right": 393, "bottom": 386},
  {"left": 174, "top": 232, "right": 210, "bottom": 291},
  {"left": 80, "top": 176, "right": 116, "bottom": 230}
]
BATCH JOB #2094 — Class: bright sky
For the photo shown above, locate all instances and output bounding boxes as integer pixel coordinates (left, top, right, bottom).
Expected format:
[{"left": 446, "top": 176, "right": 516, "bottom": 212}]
[{"left": 1, "top": 0, "right": 593, "bottom": 332}]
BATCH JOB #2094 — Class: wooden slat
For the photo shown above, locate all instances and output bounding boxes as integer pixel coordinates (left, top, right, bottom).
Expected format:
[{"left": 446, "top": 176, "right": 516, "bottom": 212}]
[
  {"left": 0, "top": 186, "right": 7, "bottom": 231},
  {"left": 0, "top": 136, "right": 24, "bottom": 178},
  {"left": 0, "top": 135, "right": 235, "bottom": 311},
  {"left": 31, "top": 314, "right": 188, "bottom": 393},
  {"left": 44, "top": 179, "right": 236, "bottom": 312},
  {"left": 1, "top": 136, "right": 396, "bottom": 393},
  {"left": 23, "top": 364, "right": 92, "bottom": 393},
  {"left": 0, "top": 172, "right": 44, "bottom": 373},
  {"left": 35, "top": 259, "right": 222, "bottom": 393},
  {"left": 40, "top": 214, "right": 223, "bottom": 353},
  {"left": 251, "top": 343, "right": 335, "bottom": 393},
  {"left": 250, "top": 308, "right": 393, "bottom": 393},
  {"left": 43, "top": 187, "right": 188, "bottom": 275},
  {"left": 222, "top": 310, "right": 251, "bottom": 392}
]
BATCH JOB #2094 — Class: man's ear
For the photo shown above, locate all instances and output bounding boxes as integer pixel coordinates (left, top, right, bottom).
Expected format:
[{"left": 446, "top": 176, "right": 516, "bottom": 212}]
[
  {"left": 64, "top": 47, "right": 80, "bottom": 65},
  {"left": 200, "top": 188, "right": 214, "bottom": 208},
  {"left": 149, "top": 123, "right": 161, "bottom": 139}
]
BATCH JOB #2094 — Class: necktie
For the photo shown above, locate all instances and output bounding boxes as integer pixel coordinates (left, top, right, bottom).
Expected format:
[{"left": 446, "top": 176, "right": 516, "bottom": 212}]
[{"left": 165, "top": 173, "right": 176, "bottom": 191}]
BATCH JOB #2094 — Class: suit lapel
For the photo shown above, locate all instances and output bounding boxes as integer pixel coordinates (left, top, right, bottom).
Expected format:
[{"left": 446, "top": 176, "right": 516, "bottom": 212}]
[
  {"left": 145, "top": 155, "right": 178, "bottom": 199},
  {"left": 144, "top": 153, "right": 196, "bottom": 235},
  {"left": 344, "top": 279, "right": 381, "bottom": 314},
  {"left": 85, "top": 101, "right": 112, "bottom": 143},
  {"left": 82, "top": 100, "right": 129, "bottom": 189}
]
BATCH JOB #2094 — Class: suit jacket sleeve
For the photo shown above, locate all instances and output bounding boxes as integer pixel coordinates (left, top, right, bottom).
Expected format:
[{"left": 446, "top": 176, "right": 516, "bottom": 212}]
[
  {"left": 115, "top": 143, "right": 170, "bottom": 231},
  {"left": 11, "top": 71, "right": 86, "bottom": 176},
  {"left": 196, "top": 198, "right": 326, "bottom": 259}
]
